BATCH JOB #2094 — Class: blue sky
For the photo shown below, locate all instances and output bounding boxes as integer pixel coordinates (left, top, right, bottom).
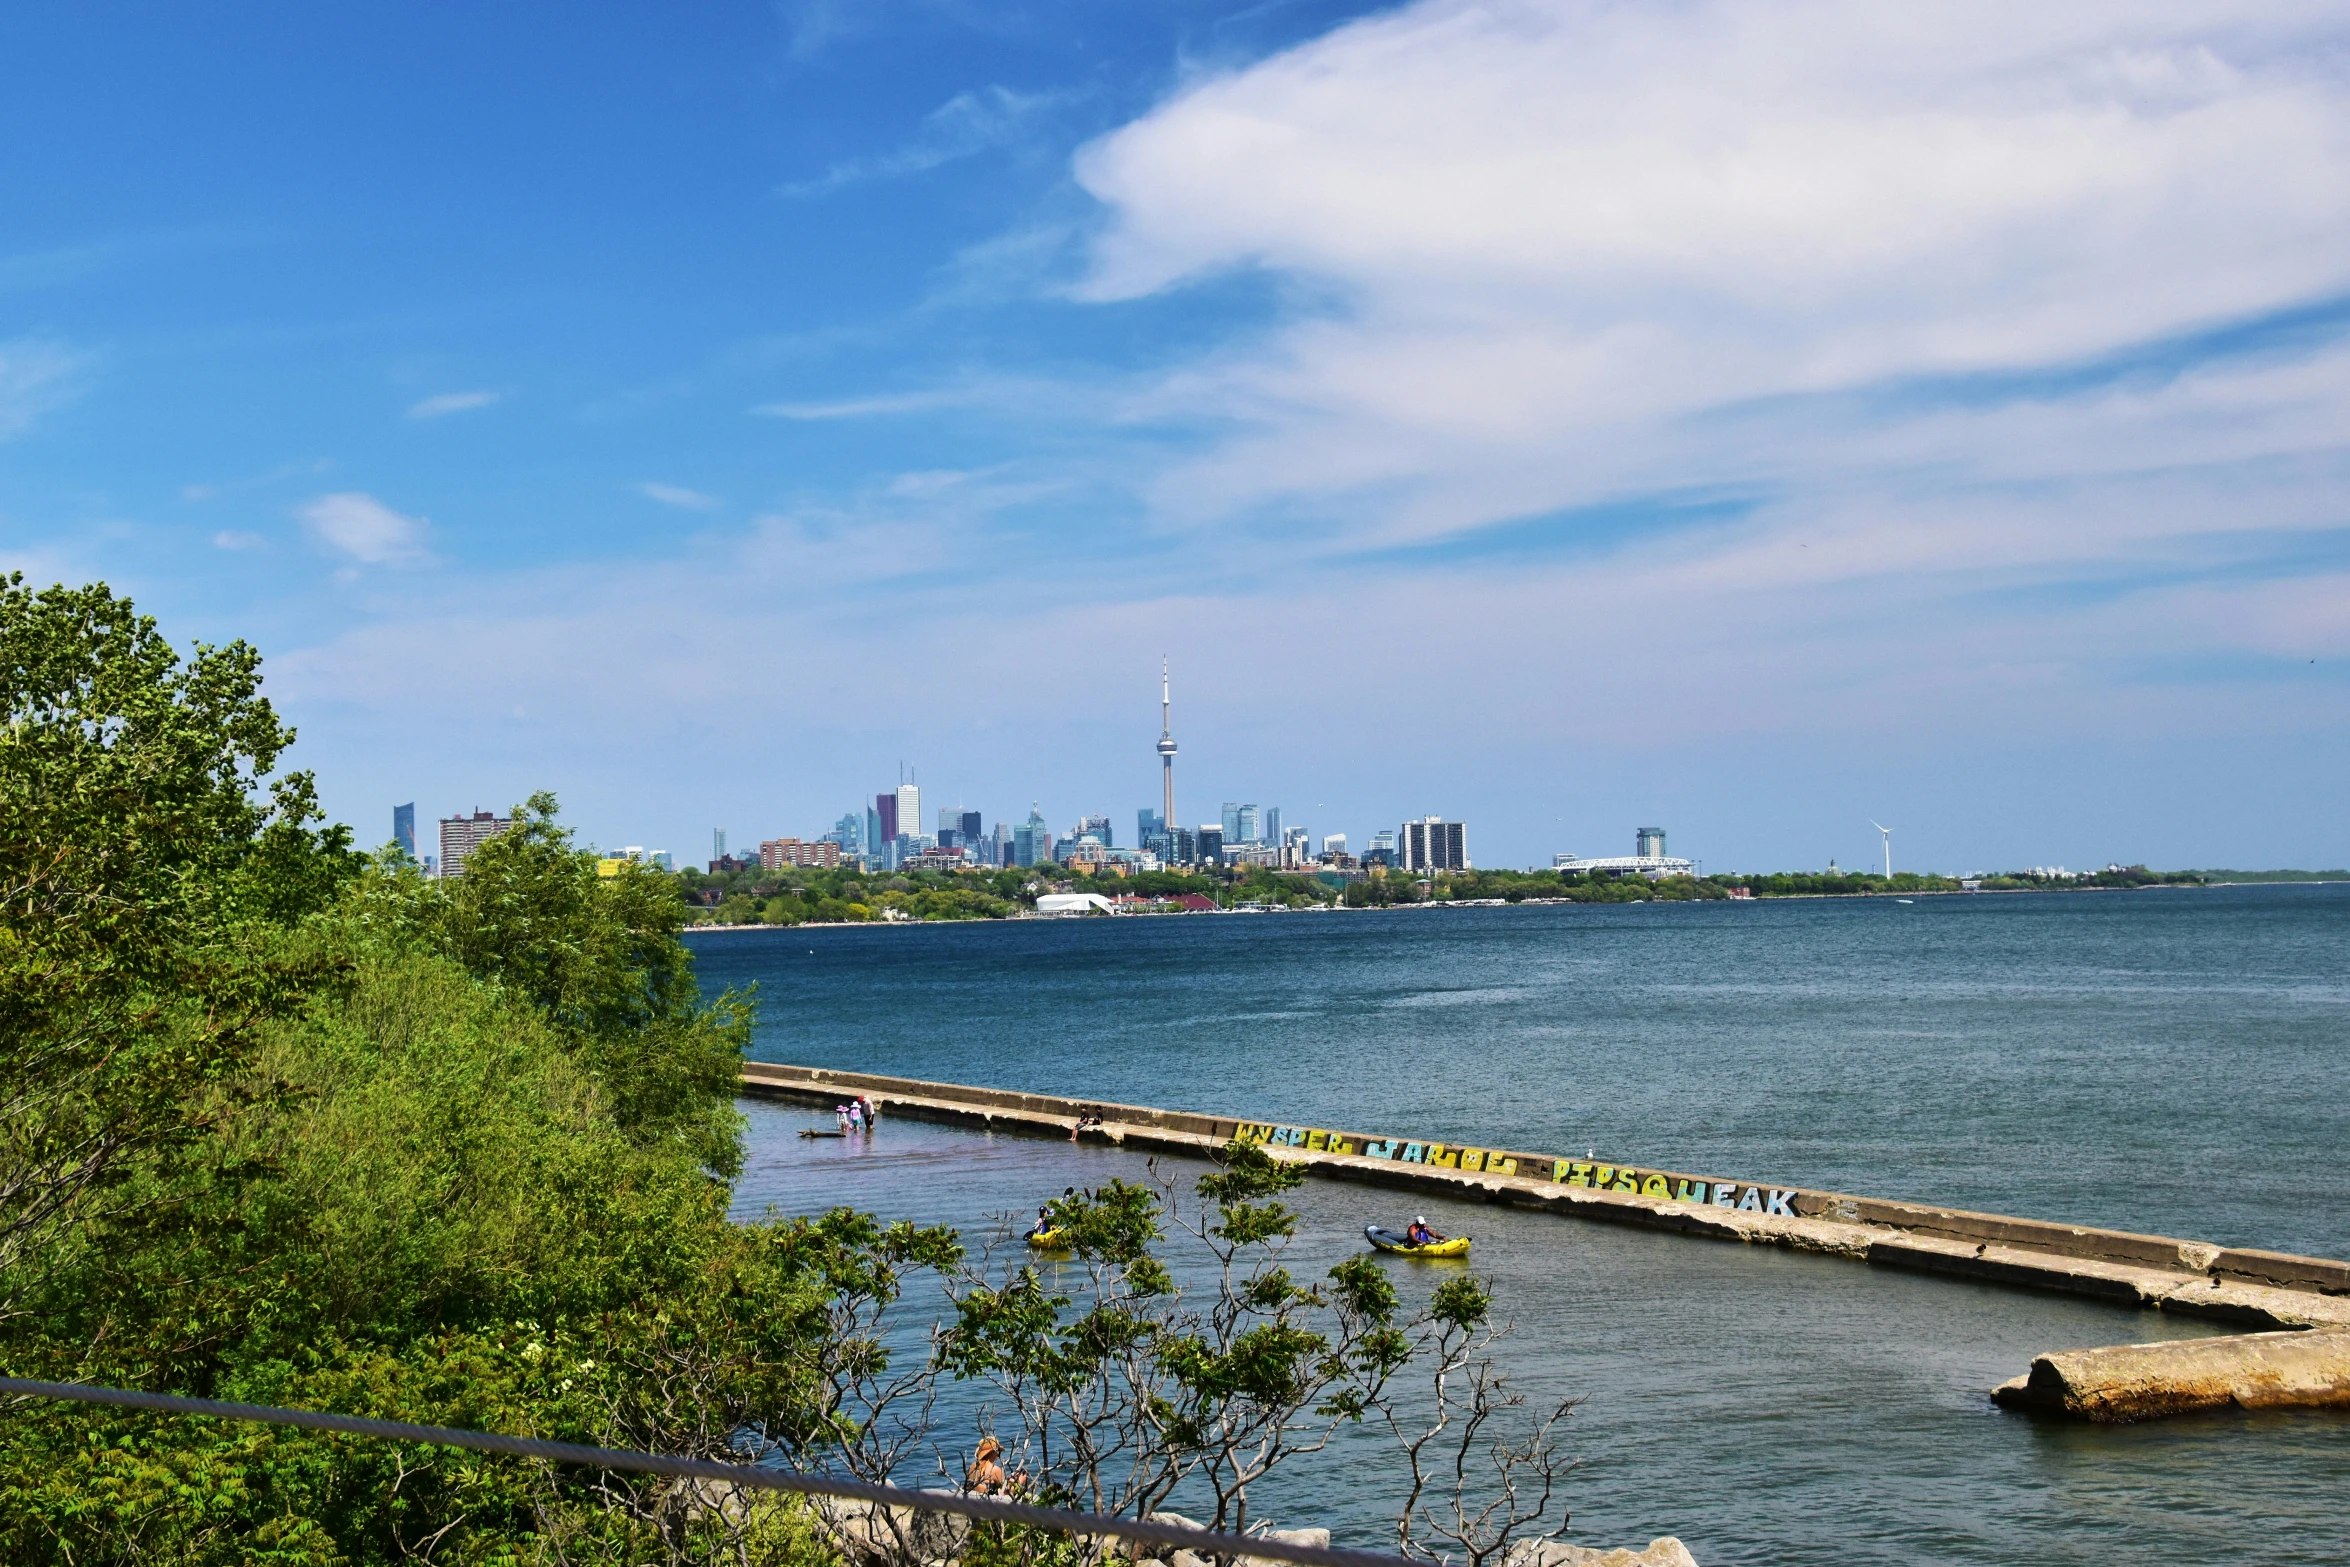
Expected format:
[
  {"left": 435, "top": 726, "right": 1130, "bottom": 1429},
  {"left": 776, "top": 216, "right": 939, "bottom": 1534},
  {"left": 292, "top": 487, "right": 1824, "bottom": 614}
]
[{"left": 6, "top": 0, "right": 2349, "bottom": 872}]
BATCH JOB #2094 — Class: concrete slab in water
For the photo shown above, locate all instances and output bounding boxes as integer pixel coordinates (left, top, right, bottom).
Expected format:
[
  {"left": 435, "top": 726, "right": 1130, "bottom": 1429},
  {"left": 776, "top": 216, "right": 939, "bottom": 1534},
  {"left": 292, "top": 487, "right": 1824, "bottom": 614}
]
[{"left": 1992, "top": 1327, "right": 2350, "bottom": 1421}]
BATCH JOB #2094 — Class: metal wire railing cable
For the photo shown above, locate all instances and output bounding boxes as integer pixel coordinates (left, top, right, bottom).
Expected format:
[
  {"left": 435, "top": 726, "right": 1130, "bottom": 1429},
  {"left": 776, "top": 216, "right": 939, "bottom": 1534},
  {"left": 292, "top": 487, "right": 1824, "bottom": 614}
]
[{"left": 0, "top": 1377, "right": 1412, "bottom": 1567}]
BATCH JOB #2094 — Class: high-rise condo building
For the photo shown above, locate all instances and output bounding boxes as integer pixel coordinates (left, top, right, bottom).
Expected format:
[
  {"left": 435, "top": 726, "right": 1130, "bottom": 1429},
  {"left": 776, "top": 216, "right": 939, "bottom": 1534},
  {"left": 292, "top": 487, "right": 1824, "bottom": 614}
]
[
  {"left": 959, "top": 809, "right": 982, "bottom": 844},
  {"left": 1264, "top": 806, "right": 1282, "bottom": 851},
  {"left": 1322, "top": 834, "right": 1348, "bottom": 858},
  {"left": 1400, "top": 817, "right": 1469, "bottom": 873},
  {"left": 1635, "top": 826, "right": 1667, "bottom": 859},
  {"left": 1198, "top": 824, "right": 1225, "bottom": 865},
  {"left": 1220, "top": 802, "right": 1260, "bottom": 845},
  {"left": 1074, "top": 813, "right": 1112, "bottom": 847},
  {"left": 1138, "top": 807, "right": 1165, "bottom": 846},
  {"left": 438, "top": 809, "right": 512, "bottom": 878},
  {"left": 830, "top": 813, "right": 863, "bottom": 855},
  {"left": 873, "top": 792, "right": 899, "bottom": 844},
  {"left": 713, "top": 827, "right": 728, "bottom": 862},
  {"left": 393, "top": 802, "right": 416, "bottom": 860},
  {"left": 991, "top": 819, "right": 1015, "bottom": 867}
]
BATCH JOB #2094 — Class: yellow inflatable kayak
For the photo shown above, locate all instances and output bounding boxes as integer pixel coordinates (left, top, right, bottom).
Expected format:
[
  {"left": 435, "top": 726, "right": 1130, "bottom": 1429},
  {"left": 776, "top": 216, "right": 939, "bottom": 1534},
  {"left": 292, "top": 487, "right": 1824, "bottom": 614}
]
[
  {"left": 1026, "top": 1227, "right": 1070, "bottom": 1250},
  {"left": 1365, "top": 1224, "right": 1470, "bottom": 1258}
]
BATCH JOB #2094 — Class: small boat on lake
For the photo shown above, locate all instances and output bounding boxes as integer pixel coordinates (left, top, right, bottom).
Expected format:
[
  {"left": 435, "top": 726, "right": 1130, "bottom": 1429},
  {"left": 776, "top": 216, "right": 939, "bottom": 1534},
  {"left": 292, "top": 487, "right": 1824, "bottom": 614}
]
[{"left": 1365, "top": 1224, "right": 1471, "bottom": 1259}]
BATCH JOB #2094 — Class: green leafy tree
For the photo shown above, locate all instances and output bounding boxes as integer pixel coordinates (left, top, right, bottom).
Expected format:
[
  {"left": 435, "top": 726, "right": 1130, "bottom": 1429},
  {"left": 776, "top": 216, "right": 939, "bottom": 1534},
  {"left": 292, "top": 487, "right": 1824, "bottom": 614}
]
[
  {"left": 0, "top": 576, "right": 352, "bottom": 1318},
  {"left": 939, "top": 1142, "right": 1414, "bottom": 1549}
]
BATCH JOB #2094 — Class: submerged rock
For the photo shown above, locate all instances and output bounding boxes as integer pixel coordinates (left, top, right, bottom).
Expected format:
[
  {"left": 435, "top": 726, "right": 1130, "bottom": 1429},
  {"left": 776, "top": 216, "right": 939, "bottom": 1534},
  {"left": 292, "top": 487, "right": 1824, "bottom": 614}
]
[{"left": 1510, "top": 1538, "right": 1700, "bottom": 1567}]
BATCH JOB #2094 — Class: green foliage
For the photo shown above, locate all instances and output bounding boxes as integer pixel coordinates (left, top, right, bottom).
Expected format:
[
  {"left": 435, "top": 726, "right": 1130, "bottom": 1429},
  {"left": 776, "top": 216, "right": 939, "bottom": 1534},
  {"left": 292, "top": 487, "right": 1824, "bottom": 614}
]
[
  {"left": 0, "top": 580, "right": 890, "bottom": 1565},
  {"left": 937, "top": 1141, "right": 1417, "bottom": 1536},
  {"left": 0, "top": 576, "right": 356, "bottom": 1316},
  {"left": 355, "top": 795, "right": 753, "bottom": 1179}
]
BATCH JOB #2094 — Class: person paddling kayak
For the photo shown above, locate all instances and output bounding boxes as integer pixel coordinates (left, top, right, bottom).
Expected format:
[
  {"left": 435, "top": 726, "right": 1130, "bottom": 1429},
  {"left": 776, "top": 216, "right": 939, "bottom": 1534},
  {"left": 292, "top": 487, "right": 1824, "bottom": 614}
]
[{"left": 1406, "top": 1215, "right": 1445, "bottom": 1246}]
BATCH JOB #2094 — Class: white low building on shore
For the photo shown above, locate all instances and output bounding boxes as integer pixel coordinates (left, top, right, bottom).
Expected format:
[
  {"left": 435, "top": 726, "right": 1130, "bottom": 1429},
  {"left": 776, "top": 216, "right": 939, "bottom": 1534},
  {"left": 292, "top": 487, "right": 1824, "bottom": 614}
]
[
  {"left": 1553, "top": 852, "right": 1699, "bottom": 878},
  {"left": 1034, "top": 892, "right": 1116, "bottom": 916}
]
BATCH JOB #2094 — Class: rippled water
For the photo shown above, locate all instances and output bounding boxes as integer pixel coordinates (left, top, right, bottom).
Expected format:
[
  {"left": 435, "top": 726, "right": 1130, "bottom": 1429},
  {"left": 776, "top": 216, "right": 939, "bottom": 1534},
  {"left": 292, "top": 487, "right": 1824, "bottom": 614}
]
[{"left": 694, "top": 885, "right": 2350, "bottom": 1565}]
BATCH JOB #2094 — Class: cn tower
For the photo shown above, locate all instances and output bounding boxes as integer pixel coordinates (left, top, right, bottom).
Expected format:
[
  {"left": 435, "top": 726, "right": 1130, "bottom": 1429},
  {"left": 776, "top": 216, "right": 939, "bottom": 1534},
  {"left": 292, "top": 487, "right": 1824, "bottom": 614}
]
[{"left": 1156, "top": 656, "right": 1177, "bottom": 834}]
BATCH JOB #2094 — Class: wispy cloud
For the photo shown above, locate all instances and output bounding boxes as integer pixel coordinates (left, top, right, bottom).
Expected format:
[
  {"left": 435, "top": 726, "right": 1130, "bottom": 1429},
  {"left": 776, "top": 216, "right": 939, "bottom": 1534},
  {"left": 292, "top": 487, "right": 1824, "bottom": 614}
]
[
  {"left": 299, "top": 492, "right": 436, "bottom": 567},
  {"left": 0, "top": 336, "right": 89, "bottom": 439},
  {"left": 636, "top": 481, "right": 721, "bottom": 510},
  {"left": 407, "top": 389, "right": 502, "bottom": 419},
  {"left": 777, "top": 85, "right": 1076, "bottom": 198},
  {"left": 211, "top": 529, "right": 265, "bottom": 550},
  {"left": 752, "top": 388, "right": 971, "bottom": 420}
]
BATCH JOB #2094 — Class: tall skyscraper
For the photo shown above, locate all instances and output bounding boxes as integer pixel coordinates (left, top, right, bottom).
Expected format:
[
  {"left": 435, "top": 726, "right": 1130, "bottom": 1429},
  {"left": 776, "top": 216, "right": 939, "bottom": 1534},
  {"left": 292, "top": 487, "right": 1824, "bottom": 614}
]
[
  {"left": 959, "top": 809, "right": 982, "bottom": 843},
  {"left": 873, "top": 792, "right": 898, "bottom": 844},
  {"left": 1138, "top": 807, "right": 1165, "bottom": 845},
  {"left": 1222, "top": 802, "right": 1260, "bottom": 844},
  {"left": 1013, "top": 805, "right": 1051, "bottom": 867},
  {"left": 1264, "top": 806, "right": 1282, "bottom": 851},
  {"left": 393, "top": 802, "right": 416, "bottom": 860},
  {"left": 1074, "top": 813, "right": 1112, "bottom": 847},
  {"left": 1198, "top": 824, "right": 1225, "bottom": 866},
  {"left": 1156, "top": 657, "right": 1177, "bottom": 842},
  {"left": 991, "top": 819, "right": 1015, "bottom": 867},
  {"left": 1401, "top": 817, "right": 1469, "bottom": 872},
  {"left": 713, "top": 827, "right": 727, "bottom": 862},
  {"left": 1636, "top": 826, "right": 1668, "bottom": 858},
  {"left": 895, "top": 781, "right": 922, "bottom": 849},
  {"left": 830, "top": 813, "right": 863, "bottom": 854}
]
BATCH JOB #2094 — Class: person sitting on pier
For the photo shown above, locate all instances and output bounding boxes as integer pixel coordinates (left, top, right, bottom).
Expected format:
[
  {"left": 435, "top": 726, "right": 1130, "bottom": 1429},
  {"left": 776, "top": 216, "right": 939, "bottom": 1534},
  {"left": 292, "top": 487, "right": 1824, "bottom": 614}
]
[{"left": 1406, "top": 1215, "right": 1446, "bottom": 1247}]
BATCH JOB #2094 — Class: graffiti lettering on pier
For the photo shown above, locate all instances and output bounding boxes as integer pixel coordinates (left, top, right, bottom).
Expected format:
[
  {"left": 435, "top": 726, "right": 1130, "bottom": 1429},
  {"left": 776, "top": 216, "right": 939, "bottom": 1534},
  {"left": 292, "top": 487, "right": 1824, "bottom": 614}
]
[{"left": 1234, "top": 1123, "right": 1801, "bottom": 1216}]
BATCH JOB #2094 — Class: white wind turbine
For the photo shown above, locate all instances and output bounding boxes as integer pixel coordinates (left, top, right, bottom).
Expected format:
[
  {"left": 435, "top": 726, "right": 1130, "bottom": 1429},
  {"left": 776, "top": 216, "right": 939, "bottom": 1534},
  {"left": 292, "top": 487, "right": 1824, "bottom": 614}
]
[{"left": 1870, "top": 820, "right": 1894, "bottom": 879}]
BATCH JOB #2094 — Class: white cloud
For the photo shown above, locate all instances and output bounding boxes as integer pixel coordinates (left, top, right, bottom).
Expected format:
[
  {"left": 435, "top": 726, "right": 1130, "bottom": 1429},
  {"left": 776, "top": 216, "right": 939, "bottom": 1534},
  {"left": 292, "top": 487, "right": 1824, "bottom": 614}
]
[
  {"left": 1073, "top": 0, "right": 2350, "bottom": 538},
  {"left": 298, "top": 492, "right": 435, "bottom": 567},
  {"left": 211, "top": 530, "right": 264, "bottom": 550},
  {"left": 0, "top": 336, "right": 87, "bottom": 439},
  {"left": 407, "top": 389, "right": 501, "bottom": 419},
  {"left": 636, "top": 482, "right": 720, "bottom": 510}
]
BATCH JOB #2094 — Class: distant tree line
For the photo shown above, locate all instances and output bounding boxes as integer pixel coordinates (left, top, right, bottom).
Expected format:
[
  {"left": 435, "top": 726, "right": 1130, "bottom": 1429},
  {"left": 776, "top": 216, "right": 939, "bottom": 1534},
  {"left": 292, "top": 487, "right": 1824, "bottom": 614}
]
[{"left": 676, "top": 858, "right": 2219, "bottom": 927}]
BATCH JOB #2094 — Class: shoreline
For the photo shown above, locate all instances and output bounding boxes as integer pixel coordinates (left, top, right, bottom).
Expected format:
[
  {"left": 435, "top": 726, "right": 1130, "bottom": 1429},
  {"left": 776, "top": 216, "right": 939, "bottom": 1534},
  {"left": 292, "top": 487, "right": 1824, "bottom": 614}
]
[{"left": 682, "top": 878, "right": 2327, "bottom": 935}]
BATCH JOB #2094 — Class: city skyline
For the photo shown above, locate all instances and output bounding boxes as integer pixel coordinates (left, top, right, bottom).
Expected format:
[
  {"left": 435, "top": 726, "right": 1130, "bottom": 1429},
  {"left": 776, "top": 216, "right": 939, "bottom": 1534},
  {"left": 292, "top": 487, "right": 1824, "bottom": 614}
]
[{"left": 9, "top": 3, "right": 2344, "bottom": 872}]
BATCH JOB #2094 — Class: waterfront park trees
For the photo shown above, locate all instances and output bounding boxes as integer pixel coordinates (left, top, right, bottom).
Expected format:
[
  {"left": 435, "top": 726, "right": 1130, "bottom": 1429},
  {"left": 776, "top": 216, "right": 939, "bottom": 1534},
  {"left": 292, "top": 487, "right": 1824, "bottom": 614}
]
[{"left": 0, "top": 579, "right": 1572, "bottom": 1565}]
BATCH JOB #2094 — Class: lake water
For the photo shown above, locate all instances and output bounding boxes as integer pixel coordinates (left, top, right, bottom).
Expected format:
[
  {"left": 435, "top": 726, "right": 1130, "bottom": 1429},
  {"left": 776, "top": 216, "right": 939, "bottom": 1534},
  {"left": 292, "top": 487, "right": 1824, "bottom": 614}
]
[{"left": 693, "top": 884, "right": 2350, "bottom": 1566}]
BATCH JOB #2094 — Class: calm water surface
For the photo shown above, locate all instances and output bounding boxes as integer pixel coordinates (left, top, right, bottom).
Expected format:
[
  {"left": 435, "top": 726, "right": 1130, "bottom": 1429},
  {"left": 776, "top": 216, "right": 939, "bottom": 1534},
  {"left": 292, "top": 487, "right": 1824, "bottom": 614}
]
[{"left": 695, "top": 885, "right": 2350, "bottom": 1566}]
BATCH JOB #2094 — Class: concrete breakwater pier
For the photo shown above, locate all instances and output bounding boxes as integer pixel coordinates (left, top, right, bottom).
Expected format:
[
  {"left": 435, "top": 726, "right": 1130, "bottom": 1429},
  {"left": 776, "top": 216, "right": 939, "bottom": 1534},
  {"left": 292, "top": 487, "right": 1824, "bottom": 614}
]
[{"left": 741, "top": 1061, "right": 2350, "bottom": 1334}]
